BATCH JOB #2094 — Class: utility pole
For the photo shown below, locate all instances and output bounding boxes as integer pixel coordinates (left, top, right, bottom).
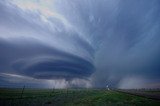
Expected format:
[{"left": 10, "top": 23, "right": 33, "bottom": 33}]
[{"left": 21, "top": 85, "right": 25, "bottom": 99}]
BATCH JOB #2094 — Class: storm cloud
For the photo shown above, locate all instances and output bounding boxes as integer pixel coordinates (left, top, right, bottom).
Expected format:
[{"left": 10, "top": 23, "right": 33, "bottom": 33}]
[{"left": 0, "top": 0, "right": 160, "bottom": 88}]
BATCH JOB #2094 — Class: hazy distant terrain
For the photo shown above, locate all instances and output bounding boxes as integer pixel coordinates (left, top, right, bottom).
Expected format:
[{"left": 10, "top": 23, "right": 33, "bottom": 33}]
[{"left": 0, "top": 88, "right": 160, "bottom": 106}]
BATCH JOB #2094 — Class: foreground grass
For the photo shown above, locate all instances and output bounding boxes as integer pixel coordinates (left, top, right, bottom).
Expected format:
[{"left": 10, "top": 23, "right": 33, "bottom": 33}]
[{"left": 0, "top": 88, "right": 160, "bottom": 106}]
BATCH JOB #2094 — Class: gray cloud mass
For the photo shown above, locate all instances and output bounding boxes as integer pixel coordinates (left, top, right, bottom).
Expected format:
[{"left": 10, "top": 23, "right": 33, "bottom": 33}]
[{"left": 0, "top": 0, "right": 160, "bottom": 88}]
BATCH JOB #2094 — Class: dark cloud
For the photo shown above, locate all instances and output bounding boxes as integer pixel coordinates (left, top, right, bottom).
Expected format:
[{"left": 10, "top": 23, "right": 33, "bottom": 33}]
[
  {"left": 0, "top": 0, "right": 95, "bottom": 84},
  {"left": 91, "top": 0, "right": 160, "bottom": 88},
  {"left": 0, "top": 0, "right": 160, "bottom": 88},
  {"left": 0, "top": 38, "right": 94, "bottom": 79}
]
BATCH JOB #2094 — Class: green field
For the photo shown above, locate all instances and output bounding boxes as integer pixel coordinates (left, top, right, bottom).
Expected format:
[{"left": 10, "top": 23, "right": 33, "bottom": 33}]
[{"left": 0, "top": 88, "right": 160, "bottom": 106}]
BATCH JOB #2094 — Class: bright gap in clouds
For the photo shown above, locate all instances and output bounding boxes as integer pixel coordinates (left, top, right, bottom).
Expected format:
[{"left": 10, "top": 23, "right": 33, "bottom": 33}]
[{"left": 11, "top": 0, "right": 74, "bottom": 29}]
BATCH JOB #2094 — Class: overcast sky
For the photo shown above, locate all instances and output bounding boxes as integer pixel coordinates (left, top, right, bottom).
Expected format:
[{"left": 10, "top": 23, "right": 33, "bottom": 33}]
[{"left": 0, "top": 0, "right": 160, "bottom": 89}]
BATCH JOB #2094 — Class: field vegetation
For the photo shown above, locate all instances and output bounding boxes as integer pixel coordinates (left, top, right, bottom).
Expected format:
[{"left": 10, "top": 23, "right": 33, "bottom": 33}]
[{"left": 0, "top": 88, "right": 160, "bottom": 106}]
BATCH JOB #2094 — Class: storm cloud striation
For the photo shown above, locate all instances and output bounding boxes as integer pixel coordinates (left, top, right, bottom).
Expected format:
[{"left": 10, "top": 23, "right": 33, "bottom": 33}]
[{"left": 0, "top": 0, "right": 160, "bottom": 88}]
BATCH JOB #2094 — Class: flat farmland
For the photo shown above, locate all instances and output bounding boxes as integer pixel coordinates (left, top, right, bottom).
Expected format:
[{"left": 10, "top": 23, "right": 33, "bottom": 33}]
[
  {"left": 0, "top": 88, "right": 160, "bottom": 106},
  {"left": 117, "top": 89, "right": 160, "bottom": 100}
]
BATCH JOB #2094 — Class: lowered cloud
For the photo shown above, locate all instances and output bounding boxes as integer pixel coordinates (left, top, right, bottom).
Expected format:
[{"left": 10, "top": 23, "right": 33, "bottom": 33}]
[
  {"left": 0, "top": 0, "right": 160, "bottom": 88},
  {"left": 0, "top": 0, "right": 94, "bottom": 87}
]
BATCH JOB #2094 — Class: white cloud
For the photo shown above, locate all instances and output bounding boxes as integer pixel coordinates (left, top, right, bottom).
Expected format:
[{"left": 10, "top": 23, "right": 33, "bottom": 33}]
[{"left": 118, "top": 76, "right": 148, "bottom": 89}]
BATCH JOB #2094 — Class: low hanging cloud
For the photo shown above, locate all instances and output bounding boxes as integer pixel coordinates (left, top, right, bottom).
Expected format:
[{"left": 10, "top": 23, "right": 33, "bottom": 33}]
[
  {"left": 0, "top": 0, "right": 94, "bottom": 79},
  {"left": 0, "top": 73, "right": 91, "bottom": 88},
  {"left": 0, "top": 0, "right": 160, "bottom": 88}
]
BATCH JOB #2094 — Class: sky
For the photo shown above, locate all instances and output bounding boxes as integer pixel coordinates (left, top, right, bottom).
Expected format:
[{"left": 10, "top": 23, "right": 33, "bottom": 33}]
[{"left": 0, "top": 0, "right": 160, "bottom": 89}]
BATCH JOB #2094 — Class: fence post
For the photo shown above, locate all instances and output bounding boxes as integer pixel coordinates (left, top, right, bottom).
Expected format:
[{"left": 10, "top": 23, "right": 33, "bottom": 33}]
[{"left": 21, "top": 85, "right": 25, "bottom": 99}]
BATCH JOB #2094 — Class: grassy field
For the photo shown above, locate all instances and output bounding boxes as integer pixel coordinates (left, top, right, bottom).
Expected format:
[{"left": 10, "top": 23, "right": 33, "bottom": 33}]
[{"left": 0, "top": 88, "right": 160, "bottom": 106}]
